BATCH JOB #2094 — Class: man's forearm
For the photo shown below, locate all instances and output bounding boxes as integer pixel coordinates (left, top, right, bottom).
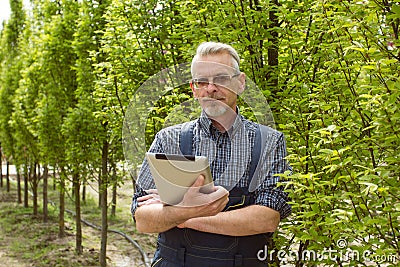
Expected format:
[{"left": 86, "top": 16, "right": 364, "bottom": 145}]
[
  {"left": 179, "top": 205, "right": 280, "bottom": 236},
  {"left": 134, "top": 204, "right": 188, "bottom": 233}
]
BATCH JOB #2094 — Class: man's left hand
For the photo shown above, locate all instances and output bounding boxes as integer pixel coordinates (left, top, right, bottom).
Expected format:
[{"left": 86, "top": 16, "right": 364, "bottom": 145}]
[{"left": 138, "top": 189, "right": 162, "bottom": 206}]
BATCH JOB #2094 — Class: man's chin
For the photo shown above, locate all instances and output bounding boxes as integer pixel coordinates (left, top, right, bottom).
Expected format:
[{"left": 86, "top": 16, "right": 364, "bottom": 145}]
[{"left": 204, "top": 106, "right": 228, "bottom": 117}]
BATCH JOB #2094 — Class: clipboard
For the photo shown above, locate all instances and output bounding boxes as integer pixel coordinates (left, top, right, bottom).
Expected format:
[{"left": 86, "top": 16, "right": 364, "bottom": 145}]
[{"left": 145, "top": 152, "right": 214, "bottom": 205}]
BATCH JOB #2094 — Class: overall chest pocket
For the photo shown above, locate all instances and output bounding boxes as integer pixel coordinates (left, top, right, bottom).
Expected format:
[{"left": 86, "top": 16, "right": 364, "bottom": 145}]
[{"left": 223, "top": 186, "right": 255, "bottom": 211}]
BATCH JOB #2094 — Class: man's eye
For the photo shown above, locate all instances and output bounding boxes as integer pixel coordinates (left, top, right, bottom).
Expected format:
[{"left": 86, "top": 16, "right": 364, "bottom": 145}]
[
  {"left": 214, "top": 76, "right": 230, "bottom": 85},
  {"left": 195, "top": 78, "right": 209, "bottom": 87},
  {"left": 197, "top": 78, "right": 208, "bottom": 83}
]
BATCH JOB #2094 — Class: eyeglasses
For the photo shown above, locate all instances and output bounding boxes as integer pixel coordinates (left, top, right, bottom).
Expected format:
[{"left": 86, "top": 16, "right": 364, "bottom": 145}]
[{"left": 191, "top": 73, "right": 240, "bottom": 90}]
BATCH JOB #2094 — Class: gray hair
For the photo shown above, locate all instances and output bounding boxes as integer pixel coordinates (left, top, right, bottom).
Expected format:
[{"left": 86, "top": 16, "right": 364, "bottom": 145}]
[{"left": 191, "top": 42, "right": 240, "bottom": 75}]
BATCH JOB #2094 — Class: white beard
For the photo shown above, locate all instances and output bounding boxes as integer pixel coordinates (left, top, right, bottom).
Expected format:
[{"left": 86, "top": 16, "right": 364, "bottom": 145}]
[{"left": 202, "top": 101, "right": 228, "bottom": 117}]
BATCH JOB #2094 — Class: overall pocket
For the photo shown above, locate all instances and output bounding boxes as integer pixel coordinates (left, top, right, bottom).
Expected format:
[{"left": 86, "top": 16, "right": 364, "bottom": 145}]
[{"left": 224, "top": 195, "right": 246, "bottom": 211}]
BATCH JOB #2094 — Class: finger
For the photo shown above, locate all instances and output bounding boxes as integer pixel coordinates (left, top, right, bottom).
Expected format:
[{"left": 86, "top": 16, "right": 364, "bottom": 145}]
[
  {"left": 209, "top": 186, "right": 229, "bottom": 202},
  {"left": 138, "top": 198, "right": 162, "bottom": 206},
  {"left": 191, "top": 174, "right": 205, "bottom": 188},
  {"left": 215, "top": 186, "right": 229, "bottom": 196},
  {"left": 137, "top": 193, "right": 161, "bottom": 205},
  {"left": 145, "top": 189, "right": 158, "bottom": 194},
  {"left": 137, "top": 195, "right": 153, "bottom": 202}
]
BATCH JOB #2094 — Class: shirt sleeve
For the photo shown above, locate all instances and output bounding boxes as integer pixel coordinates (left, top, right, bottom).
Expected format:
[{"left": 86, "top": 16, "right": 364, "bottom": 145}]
[
  {"left": 130, "top": 131, "right": 165, "bottom": 219},
  {"left": 254, "top": 132, "right": 292, "bottom": 219},
  {"left": 130, "top": 186, "right": 147, "bottom": 220}
]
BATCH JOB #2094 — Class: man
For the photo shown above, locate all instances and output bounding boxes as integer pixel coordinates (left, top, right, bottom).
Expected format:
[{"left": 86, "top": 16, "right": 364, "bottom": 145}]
[{"left": 131, "top": 42, "right": 291, "bottom": 266}]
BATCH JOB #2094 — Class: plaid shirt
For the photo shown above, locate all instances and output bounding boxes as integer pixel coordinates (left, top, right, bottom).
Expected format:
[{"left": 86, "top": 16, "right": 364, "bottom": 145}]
[{"left": 132, "top": 111, "right": 292, "bottom": 219}]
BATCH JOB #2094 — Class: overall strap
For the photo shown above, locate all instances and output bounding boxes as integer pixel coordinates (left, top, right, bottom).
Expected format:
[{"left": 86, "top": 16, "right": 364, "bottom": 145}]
[
  {"left": 179, "top": 121, "right": 196, "bottom": 155},
  {"left": 249, "top": 124, "right": 273, "bottom": 192},
  {"left": 249, "top": 125, "right": 261, "bottom": 180},
  {"left": 249, "top": 124, "right": 270, "bottom": 180}
]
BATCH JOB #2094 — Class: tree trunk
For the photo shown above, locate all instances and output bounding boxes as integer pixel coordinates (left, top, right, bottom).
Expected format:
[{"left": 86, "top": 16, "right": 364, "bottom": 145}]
[
  {"left": 58, "top": 170, "right": 66, "bottom": 238},
  {"left": 99, "top": 140, "right": 109, "bottom": 267},
  {"left": 98, "top": 171, "right": 101, "bottom": 208},
  {"left": 111, "top": 182, "right": 117, "bottom": 217},
  {"left": 17, "top": 167, "right": 22, "bottom": 203},
  {"left": 43, "top": 165, "right": 48, "bottom": 223},
  {"left": 23, "top": 162, "right": 28, "bottom": 208},
  {"left": 6, "top": 160, "right": 10, "bottom": 192},
  {"left": 73, "top": 171, "right": 83, "bottom": 254},
  {"left": 111, "top": 162, "right": 117, "bottom": 217},
  {"left": 53, "top": 169, "right": 56, "bottom": 190},
  {"left": 32, "top": 163, "right": 38, "bottom": 216},
  {"left": 82, "top": 182, "right": 86, "bottom": 202}
]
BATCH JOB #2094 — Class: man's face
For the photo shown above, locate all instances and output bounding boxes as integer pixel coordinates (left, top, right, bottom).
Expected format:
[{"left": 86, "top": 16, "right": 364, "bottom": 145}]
[{"left": 191, "top": 53, "right": 245, "bottom": 118}]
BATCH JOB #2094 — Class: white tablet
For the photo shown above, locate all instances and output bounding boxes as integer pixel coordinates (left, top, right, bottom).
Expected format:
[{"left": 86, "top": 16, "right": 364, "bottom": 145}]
[{"left": 145, "top": 152, "right": 214, "bottom": 205}]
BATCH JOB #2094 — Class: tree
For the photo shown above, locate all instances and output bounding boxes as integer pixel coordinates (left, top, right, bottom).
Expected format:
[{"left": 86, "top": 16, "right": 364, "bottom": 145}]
[
  {"left": 0, "top": 0, "right": 26, "bottom": 193},
  {"left": 73, "top": 0, "right": 112, "bottom": 263}
]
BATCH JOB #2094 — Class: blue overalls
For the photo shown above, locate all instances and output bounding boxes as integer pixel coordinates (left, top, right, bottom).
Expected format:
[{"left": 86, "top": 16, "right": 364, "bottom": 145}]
[
  {"left": 150, "top": 121, "right": 273, "bottom": 267},
  {"left": 150, "top": 186, "right": 272, "bottom": 267}
]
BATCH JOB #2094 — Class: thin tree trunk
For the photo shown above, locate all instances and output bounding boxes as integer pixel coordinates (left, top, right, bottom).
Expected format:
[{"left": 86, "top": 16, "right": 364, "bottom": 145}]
[
  {"left": 99, "top": 140, "right": 109, "bottom": 267},
  {"left": 111, "top": 182, "right": 117, "bottom": 217},
  {"left": 59, "top": 170, "right": 66, "bottom": 238},
  {"left": 98, "top": 171, "right": 101, "bottom": 208},
  {"left": 23, "top": 162, "right": 28, "bottom": 208},
  {"left": 43, "top": 165, "right": 48, "bottom": 223},
  {"left": 82, "top": 182, "right": 86, "bottom": 202},
  {"left": 17, "top": 167, "right": 22, "bottom": 203},
  {"left": 73, "top": 172, "right": 83, "bottom": 254},
  {"left": 53, "top": 168, "right": 56, "bottom": 190},
  {"left": 32, "top": 163, "right": 39, "bottom": 216},
  {"left": 6, "top": 160, "right": 10, "bottom": 192},
  {"left": 111, "top": 162, "right": 117, "bottom": 217}
]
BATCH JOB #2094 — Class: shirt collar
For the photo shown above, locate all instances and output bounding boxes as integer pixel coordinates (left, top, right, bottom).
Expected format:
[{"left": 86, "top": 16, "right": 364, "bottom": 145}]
[{"left": 198, "top": 107, "right": 244, "bottom": 138}]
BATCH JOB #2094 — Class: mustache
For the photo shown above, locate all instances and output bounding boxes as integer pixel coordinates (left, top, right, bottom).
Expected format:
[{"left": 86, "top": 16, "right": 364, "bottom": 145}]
[{"left": 197, "top": 96, "right": 225, "bottom": 100}]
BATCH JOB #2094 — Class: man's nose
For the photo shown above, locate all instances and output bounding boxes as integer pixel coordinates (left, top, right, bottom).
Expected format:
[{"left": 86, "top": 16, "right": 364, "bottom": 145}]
[{"left": 205, "top": 82, "right": 218, "bottom": 93}]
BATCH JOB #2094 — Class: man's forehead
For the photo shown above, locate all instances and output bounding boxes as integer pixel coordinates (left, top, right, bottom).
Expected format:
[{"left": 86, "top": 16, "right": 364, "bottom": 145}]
[{"left": 192, "top": 61, "right": 236, "bottom": 76}]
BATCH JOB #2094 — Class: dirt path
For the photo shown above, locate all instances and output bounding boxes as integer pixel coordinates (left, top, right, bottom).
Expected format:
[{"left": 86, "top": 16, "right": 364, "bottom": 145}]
[
  {"left": 0, "top": 197, "right": 30, "bottom": 267},
  {"left": 0, "top": 250, "right": 30, "bottom": 267}
]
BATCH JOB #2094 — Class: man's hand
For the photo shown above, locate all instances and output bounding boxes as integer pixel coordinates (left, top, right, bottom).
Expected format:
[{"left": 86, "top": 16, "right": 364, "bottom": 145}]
[
  {"left": 180, "top": 175, "right": 228, "bottom": 206},
  {"left": 138, "top": 189, "right": 162, "bottom": 206},
  {"left": 179, "top": 175, "right": 229, "bottom": 216}
]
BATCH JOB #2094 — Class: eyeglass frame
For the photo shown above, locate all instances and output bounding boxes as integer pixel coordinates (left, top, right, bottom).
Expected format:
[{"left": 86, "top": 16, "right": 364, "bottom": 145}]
[{"left": 191, "top": 73, "right": 241, "bottom": 90}]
